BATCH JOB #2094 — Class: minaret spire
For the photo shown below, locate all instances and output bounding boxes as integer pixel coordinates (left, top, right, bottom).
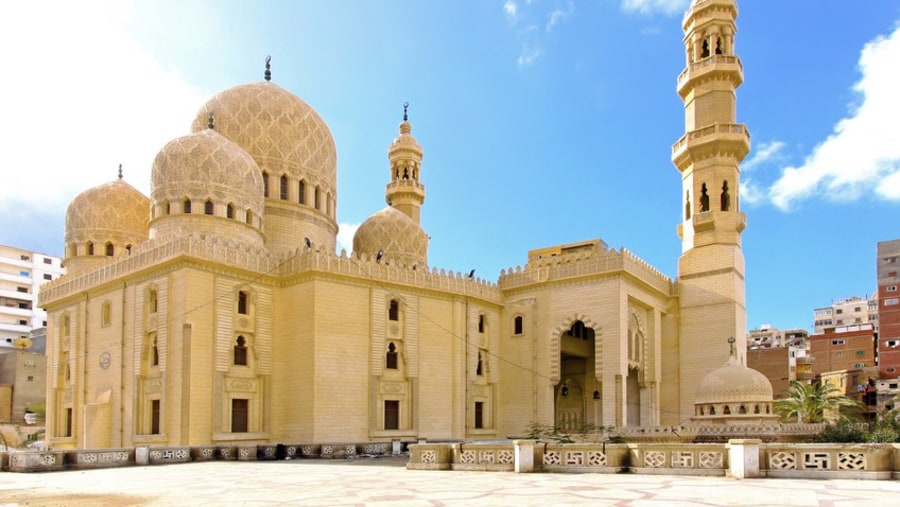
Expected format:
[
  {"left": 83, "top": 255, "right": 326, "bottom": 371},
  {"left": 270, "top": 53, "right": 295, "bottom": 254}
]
[
  {"left": 264, "top": 55, "right": 272, "bottom": 82},
  {"left": 385, "top": 101, "right": 425, "bottom": 224},
  {"left": 118, "top": 164, "right": 123, "bottom": 180}
]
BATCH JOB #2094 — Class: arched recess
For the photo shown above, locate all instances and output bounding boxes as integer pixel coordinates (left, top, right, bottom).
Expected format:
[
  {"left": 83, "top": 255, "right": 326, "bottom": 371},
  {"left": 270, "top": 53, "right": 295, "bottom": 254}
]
[
  {"left": 626, "top": 304, "right": 654, "bottom": 427},
  {"left": 549, "top": 314, "right": 602, "bottom": 430}
]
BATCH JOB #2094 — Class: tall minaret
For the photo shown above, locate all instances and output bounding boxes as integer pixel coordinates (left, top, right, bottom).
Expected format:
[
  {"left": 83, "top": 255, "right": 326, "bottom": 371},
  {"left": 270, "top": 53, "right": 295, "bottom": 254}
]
[
  {"left": 672, "top": 0, "right": 750, "bottom": 422},
  {"left": 385, "top": 102, "right": 425, "bottom": 223}
]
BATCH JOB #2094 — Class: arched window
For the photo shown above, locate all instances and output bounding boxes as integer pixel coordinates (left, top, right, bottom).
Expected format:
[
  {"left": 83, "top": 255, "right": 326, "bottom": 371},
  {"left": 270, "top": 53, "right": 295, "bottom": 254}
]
[
  {"left": 478, "top": 314, "right": 485, "bottom": 333},
  {"left": 237, "top": 291, "right": 249, "bottom": 315},
  {"left": 684, "top": 191, "right": 691, "bottom": 220},
  {"left": 738, "top": 405, "right": 747, "bottom": 414},
  {"left": 715, "top": 37, "right": 723, "bottom": 55},
  {"left": 183, "top": 198, "right": 192, "bottom": 214},
  {"left": 386, "top": 342, "right": 398, "bottom": 369},
  {"left": 314, "top": 186, "right": 321, "bottom": 210},
  {"left": 105, "top": 242, "right": 114, "bottom": 256},
  {"left": 262, "top": 172, "right": 270, "bottom": 197},
  {"left": 389, "top": 300, "right": 399, "bottom": 321},
  {"left": 234, "top": 335, "right": 248, "bottom": 366},
  {"left": 162, "top": 200, "right": 170, "bottom": 215},
  {"left": 149, "top": 289, "right": 158, "bottom": 314},
  {"left": 513, "top": 315, "right": 523, "bottom": 335},
  {"left": 720, "top": 181, "right": 731, "bottom": 211},
  {"left": 87, "top": 241, "right": 94, "bottom": 255},
  {"left": 151, "top": 335, "right": 159, "bottom": 366},
  {"left": 126, "top": 244, "right": 132, "bottom": 254},
  {"left": 226, "top": 203, "right": 235, "bottom": 219},
  {"left": 476, "top": 351, "right": 484, "bottom": 376},
  {"left": 723, "top": 405, "right": 732, "bottom": 415},
  {"left": 245, "top": 210, "right": 253, "bottom": 225},
  {"left": 101, "top": 302, "right": 111, "bottom": 326},
  {"left": 699, "top": 183, "right": 710, "bottom": 212},
  {"left": 204, "top": 199, "right": 214, "bottom": 215},
  {"left": 298, "top": 180, "right": 306, "bottom": 204},
  {"left": 280, "top": 175, "right": 288, "bottom": 200},
  {"left": 701, "top": 39, "right": 710, "bottom": 58}
]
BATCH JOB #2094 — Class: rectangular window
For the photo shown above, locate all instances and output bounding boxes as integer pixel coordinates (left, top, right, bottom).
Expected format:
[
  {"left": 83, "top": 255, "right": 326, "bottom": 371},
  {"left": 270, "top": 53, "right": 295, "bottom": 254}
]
[
  {"left": 231, "top": 399, "right": 249, "bottom": 432},
  {"left": 514, "top": 316, "right": 523, "bottom": 335},
  {"left": 384, "top": 400, "right": 399, "bottom": 430},
  {"left": 19, "top": 319, "right": 28, "bottom": 325},
  {"left": 832, "top": 339, "right": 846, "bottom": 346},
  {"left": 65, "top": 408, "right": 73, "bottom": 437},
  {"left": 886, "top": 298, "right": 900, "bottom": 306},
  {"left": 27, "top": 375, "right": 34, "bottom": 381},
  {"left": 43, "top": 273, "right": 52, "bottom": 280},
  {"left": 478, "top": 315, "right": 485, "bottom": 333},
  {"left": 20, "top": 270, "right": 29, "bottom": 276},
  {"left": 856, "top": 350, "right": 865, "bottom": 357},
  {"left": 388, "top": 300, "right": 399, "bottom": 321},
  {"left": 151, "top": 400, "right": 161, "bottom": 435},
  {"left": 474, "top": 401, "right": 484, "bottom": 429},
  {"left": 43, "top": 257, "right": 52, "bottom": 264},
  {"left": 836, "top": 309, "right": 843, "bottom": 314},
  {"left": 17, "top": 286, "right": 28, "bottom": 293},
  {"left": 237, "top": 291, "right": 248, "bottom": 315},
  {"left": 20, "top": 254, "right": 30, "bottom": 261}
]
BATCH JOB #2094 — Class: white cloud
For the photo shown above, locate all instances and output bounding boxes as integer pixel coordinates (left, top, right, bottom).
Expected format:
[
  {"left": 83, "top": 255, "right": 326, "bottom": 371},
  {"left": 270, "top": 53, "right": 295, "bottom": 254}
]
[
  {"left": 769, "top": 25, "right": 900, "bottom": 210},
  {"left": 337, "top": 223, "right": 360, "bottom": 254},
  {"left": 740, "top": 177, "right": 765, "bottom": 206},
  {"left": 621, "top": 0, "right": 690, "bottom": 16},
  {"left": 504, "top": 0, "right": 518, "bottom": 22},
  {"left": 517, "top": 45, "right": 543, "bottom": 68},
  {"left": 546, "top": 1, "right": 574, "bottom": 32},
  {"left": 742, "top": 141, "right": 786, "bottom": 172},
  {"left": 0, "top": 2, "right": 207, "bottom": 217}
]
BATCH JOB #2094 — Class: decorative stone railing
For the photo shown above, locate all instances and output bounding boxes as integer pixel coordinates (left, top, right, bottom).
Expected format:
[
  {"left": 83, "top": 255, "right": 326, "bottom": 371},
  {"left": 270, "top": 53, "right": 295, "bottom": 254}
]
[
  {"left": 540, "top": 443, "right": 628, "bottom": 473},
  {"left": 407, "top": 443, "right": 453, "bottom": 470},
  {"left": 1, "top": 450, "right": 65, "bottom": 472},
  {"left": 762, "top": 443, "right": 894, "bottom": 480},
  {"left": 65, "top": 448, "right": 133, "bottom": 469},
  {"left": 628, "top": 443, "right": 728, "bottom": 476},
  {"left": 450, "top": 442, "right": 516, "bottom": 472},
  {"left": 677, "top": 54, "right": 743, "bottom": 90}
]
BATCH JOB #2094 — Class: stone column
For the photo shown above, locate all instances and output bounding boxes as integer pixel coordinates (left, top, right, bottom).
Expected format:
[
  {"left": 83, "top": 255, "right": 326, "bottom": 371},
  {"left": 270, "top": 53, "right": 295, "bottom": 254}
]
[
  {"left": 514, "top": 440, "right": 535, "bottom": 473},
  {"left": 728, "top": 439, "right": 761, "bottom": 479}
]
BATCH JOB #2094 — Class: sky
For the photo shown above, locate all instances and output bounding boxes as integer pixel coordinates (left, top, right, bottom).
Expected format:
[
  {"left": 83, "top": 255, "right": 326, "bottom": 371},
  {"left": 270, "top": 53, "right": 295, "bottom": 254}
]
[{"left": 1, "top": 0, "right": 899, "bottom": 334}]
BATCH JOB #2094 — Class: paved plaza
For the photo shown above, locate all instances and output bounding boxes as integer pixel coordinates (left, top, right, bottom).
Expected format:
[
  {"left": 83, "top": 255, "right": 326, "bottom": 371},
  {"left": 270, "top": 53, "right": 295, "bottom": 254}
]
[{"left": 2, "top": 457, "right": 900, "bottom": 506}]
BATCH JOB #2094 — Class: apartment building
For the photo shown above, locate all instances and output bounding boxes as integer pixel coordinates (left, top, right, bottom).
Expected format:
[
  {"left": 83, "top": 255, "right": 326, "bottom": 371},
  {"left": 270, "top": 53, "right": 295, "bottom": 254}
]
[
  {"left": 877, "top": 239, "right": 900, "bottom": 378},
  {"left": 0, "top": 244, "right": 63, "bottom": 349},
  {"left": 813, "top": 296, "right": 879, "bottom": 334}
]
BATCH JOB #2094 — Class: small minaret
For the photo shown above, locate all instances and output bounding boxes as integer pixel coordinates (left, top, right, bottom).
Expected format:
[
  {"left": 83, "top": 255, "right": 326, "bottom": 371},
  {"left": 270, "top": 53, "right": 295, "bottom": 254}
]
[
  {"left": 385, "top": 102, "right": 425, "bottom": 224},
  {"left": 672, "top": 0, "right": 750, "bottom": 423}
]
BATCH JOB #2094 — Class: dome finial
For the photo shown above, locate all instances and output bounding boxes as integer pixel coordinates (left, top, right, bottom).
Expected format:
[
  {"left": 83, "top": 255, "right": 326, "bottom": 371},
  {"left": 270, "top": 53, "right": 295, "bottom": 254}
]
[
  {"left": 264, "top": 55, "right": 272, "bottom": 82},
  {"left": 208, "top": 112, "right": 215, "bottom": 130},
  {"left": 728, "top": 336, "right": 737, "bottom": 359},
  {"left": 118, "top": 163, "right": 123, "bottom": 180},
  {"left": 403, "top": 101, "right": 409, "bottom": 122}
]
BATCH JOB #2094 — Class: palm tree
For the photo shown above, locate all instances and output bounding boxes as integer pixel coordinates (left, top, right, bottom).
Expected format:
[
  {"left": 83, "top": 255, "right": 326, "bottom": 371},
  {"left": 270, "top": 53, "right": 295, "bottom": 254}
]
[{"left": 774, "top": 380, "right": 862, "bottom": 423}]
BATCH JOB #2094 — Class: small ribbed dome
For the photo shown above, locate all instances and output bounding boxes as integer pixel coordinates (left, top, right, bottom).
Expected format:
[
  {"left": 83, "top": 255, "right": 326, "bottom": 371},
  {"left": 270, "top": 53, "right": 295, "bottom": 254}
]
[
  {"left": 65, "top": 178, "right": 149, "bottom": 252},
  {"left": 353, "top": 207, "right": 428, "bottom": 268},
  {"left": 694, "top": 359, "right": 773, "bottom": 405},
  {"left": 151, "top": 129, "right": 263, "bottom": 212},
  {"left": 190, "top": 81, "right": 336, "bottom": 191},
  {"left": 149, "top": 129, "right": 265, "bottom": 246}
]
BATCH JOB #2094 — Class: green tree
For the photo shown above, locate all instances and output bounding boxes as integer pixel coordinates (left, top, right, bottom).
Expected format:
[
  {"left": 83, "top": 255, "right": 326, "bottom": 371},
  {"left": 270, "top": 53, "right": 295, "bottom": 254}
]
[{"left": 774, "top": 381, "right": 862, "bottom": 423}]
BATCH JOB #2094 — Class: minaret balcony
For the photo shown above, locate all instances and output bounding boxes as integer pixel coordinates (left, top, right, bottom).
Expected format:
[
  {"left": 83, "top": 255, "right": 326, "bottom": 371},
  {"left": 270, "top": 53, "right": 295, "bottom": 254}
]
[
  {"left": 677, "top": 55, "right": 743, "bottom": 98},
  {"left": 672, "top": 122, "right": 750, "bottom": 170},
  {"left": 386, "top": 180, "right": 425, "bottom": 193},
  {"left": 692, "top": 209, "right": 746, "bottom": 233}
]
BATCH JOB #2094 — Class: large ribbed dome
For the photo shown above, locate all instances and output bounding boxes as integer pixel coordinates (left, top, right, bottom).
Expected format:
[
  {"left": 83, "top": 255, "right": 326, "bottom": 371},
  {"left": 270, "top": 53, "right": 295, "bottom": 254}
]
[
  {"left": 190, "top": 81, "right": 336, "bottom": 190},
  {"left": 151, "top": 129, "right": 263, "bottom": 213},
  {"left": 695, "top": 360, "right": 773, "bottom": 405},
  {"left": 353, "top": 207, "right": 428, "bottom": 268},
  {"left": 65, "top": 178, "right": 149, "bottom": 251}
]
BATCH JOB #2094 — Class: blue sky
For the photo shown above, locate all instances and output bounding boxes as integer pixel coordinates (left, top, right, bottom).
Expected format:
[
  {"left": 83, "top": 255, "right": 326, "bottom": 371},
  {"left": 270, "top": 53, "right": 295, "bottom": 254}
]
[{"left": 1, "top": 1, "right": 898, "bottom": 333}]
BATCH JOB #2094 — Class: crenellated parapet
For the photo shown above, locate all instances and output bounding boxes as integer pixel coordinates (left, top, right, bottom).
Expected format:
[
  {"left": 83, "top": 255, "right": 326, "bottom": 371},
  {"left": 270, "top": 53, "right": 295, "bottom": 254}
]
[
  {"left": 40, "top": 232, "right": 500, "bottom": 307},
  {"left": 498, "top": 246, "right": 673, "bottom": 295}
]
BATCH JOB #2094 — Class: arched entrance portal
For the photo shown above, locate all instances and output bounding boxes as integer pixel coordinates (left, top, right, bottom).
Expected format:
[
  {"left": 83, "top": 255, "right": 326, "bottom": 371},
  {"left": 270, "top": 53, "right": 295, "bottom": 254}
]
[{"left": 556, "top": 320, "right": 597, "bottom": 431}]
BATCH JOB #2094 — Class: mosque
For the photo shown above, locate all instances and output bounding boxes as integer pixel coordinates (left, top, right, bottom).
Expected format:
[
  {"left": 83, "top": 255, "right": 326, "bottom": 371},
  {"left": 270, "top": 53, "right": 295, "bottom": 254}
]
[{"left": 40, "top": 0, "right": 768, "bottom": 450}]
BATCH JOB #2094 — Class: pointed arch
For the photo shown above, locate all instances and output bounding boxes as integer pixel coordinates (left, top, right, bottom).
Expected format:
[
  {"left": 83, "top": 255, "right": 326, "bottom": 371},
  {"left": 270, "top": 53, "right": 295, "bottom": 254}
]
[{"left": 549, "top": 313, "right": 602, "bottom": 383}]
